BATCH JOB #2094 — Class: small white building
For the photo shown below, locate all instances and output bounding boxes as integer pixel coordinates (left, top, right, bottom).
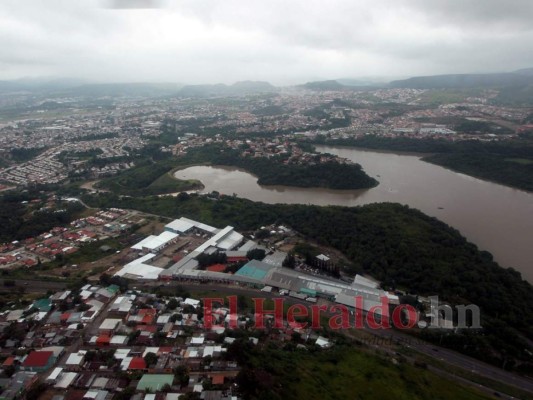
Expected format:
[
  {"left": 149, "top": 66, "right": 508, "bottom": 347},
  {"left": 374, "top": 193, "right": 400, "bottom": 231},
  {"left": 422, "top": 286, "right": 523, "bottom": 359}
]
[
  {"left": 98, "top": 318, "right": 122, "bottom": 333},
  {"left": 66, "top": 350, "right": 86, "bottom": 369}
]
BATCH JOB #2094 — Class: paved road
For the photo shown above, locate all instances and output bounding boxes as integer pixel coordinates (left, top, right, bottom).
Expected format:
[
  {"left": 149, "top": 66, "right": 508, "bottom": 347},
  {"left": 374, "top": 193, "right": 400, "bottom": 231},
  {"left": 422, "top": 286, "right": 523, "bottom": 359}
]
[
  {"left": 0, "top": 279, "right": 68, "bottom": 293},
  {"left": 54, "top": 292, "right": 118, "bottom": 373}
]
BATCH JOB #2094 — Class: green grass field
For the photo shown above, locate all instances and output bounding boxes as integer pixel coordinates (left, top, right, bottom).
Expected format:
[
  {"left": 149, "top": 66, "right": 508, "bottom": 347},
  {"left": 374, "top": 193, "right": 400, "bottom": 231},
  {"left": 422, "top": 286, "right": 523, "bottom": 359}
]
[
  {"left": 417, "top": 89, "right": 482, "bottom": 105},
  {"left": 148, "top": 169, "right": 201, "bottom": 192},
  {"left": 97, "top": 163, "right": 201, "bottom": 196},
  {"left": 238, "top": 343, "right": 491, "bottom": 400}
]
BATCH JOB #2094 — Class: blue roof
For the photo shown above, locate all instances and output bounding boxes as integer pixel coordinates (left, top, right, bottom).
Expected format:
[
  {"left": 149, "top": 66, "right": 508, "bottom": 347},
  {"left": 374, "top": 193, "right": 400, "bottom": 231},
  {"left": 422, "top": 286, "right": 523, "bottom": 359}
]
[
  {"left": 235, "top": 260, "right": 274, "bottom": 280},
  {"left": 33, "top": 298, "right": 52, "bottom": 312}
]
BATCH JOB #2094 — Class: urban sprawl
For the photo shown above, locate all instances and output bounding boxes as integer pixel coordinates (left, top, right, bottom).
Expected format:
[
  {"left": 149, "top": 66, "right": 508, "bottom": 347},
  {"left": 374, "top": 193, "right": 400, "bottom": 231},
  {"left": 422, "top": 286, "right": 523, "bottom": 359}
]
[{"left": 0, "top": 85, "right": 529, "bottom": 399}]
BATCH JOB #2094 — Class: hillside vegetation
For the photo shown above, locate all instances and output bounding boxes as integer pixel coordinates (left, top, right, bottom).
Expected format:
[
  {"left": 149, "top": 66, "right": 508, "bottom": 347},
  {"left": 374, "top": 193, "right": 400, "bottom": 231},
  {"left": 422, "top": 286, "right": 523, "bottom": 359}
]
[
  {"left": 209, "top": 146, "right": 378, "bottom": 189},
  {"left": 96, "top": 144, "right": 378, "bottom": 193},
  {"left": 83, "top": 193, "right": 533, "bottom": 373}
]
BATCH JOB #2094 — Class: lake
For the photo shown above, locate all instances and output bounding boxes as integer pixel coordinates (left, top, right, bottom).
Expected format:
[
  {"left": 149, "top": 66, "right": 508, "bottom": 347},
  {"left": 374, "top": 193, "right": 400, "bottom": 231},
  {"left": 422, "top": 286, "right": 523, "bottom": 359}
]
[{"left": 174, "top": 145, "right": 533, "bottom": 282}]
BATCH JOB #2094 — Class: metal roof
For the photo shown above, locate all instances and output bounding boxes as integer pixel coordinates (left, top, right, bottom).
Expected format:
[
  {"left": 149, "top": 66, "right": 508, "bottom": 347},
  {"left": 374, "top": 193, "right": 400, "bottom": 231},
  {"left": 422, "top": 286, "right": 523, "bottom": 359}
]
[
  {"left": 114, "top": 254, "right": 162, "bottom": 280},
  {"left": 136, "top": 374, "right": 174, "bottom": 391},
  {"left": 235, "top": 260, "right": 276, "bottom": 280},
  {"left": 131, "top": 231, "right": 178, "bottom": 251}
]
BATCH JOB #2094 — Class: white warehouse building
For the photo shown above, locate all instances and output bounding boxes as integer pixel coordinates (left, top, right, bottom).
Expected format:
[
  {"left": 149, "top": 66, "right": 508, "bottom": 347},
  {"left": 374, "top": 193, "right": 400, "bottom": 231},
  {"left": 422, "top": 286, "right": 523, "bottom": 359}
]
[{"left": 131, "top": 231, "right": 179, "bottom": 253}]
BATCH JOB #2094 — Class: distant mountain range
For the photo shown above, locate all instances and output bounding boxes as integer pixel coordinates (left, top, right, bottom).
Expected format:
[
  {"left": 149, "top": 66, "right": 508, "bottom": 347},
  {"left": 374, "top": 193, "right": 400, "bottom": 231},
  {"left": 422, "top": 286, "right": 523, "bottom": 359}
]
[
  {"left": 300, "top": 80, "right": 345, "bottom": 91},
  {"left": 298, "top": 79, "right": 386, "bottom": 91},
  {"left": 1, "top": 68, "right": 533, "bottom": 98},
  {"left": 0, "top": 78, "right": 90, "bottom": 93},
  {"left": 177, "top": 81, "right": 277, "bottom": 97},
  {"left": 0, "top": 79, "right": 183, "bottom": 97},
  {"left": 389, "top": 68, "right": 533, "bottom": 89},
  {"left": 64, "top": 82, "right": 183, "bottom": 97},
  {"left": 0, "top": 79, "right": 278, "bottom": 98}
]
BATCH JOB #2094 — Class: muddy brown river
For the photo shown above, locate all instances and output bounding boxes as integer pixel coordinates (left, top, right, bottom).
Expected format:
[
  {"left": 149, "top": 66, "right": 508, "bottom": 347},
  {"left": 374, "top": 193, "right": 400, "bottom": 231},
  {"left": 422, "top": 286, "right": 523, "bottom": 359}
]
[{"left": 175, "top": 145, "right": 533, "bottom": 282}]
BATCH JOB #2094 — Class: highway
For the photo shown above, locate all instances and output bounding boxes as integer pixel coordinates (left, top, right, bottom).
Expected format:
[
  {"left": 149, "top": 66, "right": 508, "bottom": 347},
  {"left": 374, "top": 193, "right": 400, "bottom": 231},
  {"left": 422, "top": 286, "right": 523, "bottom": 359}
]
[{"left": 0, "top": 279, "right": 68, "bottom": 293}]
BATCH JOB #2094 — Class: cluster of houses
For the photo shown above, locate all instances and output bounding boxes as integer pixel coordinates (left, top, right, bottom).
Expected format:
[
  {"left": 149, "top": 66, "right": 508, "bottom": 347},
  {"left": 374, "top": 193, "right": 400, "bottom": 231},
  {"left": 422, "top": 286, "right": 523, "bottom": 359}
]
[
  {"left": 0, "top": 109, "right": 149, "bottom": 187},
  {"left": 0, "top": 208, "right": 132, "bottom": 269},
  {"left": 0, "top": 276, "right": 338, "bottom": 400},
  {"left": 0, "top": 149, "right": 67, "bottom": 186}
]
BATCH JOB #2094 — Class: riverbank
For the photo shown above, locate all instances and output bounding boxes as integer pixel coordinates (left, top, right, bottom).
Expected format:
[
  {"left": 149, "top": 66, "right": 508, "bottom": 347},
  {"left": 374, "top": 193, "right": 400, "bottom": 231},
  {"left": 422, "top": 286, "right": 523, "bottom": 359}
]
[
  {"left": 310, "top": 137, "right": 533, "bottom": 193},
  {"left": 94, "top": 162, "right": 203, "bottom": 196},
  {"left": 422, "top": 152, "right": 533, "bottom": 193},
  {"left": 186, "top": 145, "right": 379, "bottom": 190},
  {"left": 177, "top": 146, "right": 533, "bottom": 283}
]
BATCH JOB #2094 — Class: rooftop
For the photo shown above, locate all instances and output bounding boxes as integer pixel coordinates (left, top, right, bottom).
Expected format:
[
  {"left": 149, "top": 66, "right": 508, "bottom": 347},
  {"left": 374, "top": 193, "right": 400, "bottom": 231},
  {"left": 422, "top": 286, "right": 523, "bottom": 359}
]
[
  {"left": 128, "top": 357, "right": 147, "bottom": 370},
  {"left": 23, "top": 351, "right": 54, "bottom": 367},
  {"left": 136, "top": 374, "right": 174, "bottom": 391},
  {"left": 131, "top": 231, "right": 178, "bottom": 252},
  {"left": 235, "top": 259, "right": 276, "bottom": 280}
]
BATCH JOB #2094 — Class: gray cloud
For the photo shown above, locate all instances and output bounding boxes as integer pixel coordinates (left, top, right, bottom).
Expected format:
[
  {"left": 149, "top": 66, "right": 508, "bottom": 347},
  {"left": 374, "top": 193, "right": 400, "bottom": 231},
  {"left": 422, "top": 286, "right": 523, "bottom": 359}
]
[{"left": 0, "top": 0, "right": 532, "bottom": 84}]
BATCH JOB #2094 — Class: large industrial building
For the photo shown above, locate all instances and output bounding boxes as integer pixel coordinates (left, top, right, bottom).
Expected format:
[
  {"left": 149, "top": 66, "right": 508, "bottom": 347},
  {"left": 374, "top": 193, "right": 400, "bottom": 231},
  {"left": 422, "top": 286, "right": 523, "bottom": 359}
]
[
  {"left": 164, "top": 217, "right": 219, "bottom": 235},
  {"left": 114, "top": 254, "right": 163, "bottom": 280},
  {"left": 131, "top": 231, "right": 179, "bottom": 253},
  {"left": 116, "top": 218, "right": 243, "bottom": 280},
  {"left": 114, "top": 217, "right": 398, "bottom": 314}
]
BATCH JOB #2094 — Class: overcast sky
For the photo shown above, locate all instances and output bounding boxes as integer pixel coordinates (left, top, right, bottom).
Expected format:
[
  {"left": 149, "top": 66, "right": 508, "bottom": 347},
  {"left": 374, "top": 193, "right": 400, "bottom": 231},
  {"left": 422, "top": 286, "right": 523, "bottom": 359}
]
[{"left": 1, "top": 0, "right": 533, "bottom": 85}]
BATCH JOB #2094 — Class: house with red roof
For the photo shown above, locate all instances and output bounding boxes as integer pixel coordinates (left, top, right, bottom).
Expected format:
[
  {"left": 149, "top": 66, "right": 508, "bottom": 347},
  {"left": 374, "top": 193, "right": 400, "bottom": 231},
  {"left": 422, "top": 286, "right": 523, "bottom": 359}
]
[
  {"left": 96, "top": 335, "right": 111, "bottom": 347},
  {"left": 20, "top": 351, "right": 55, "bottom": 372},
  {"left": 3, "top": 356, "right": 15, "bottom": 368},
  {"left": 22, "top": 259, "right": 37, "bottom": 267},
  {"left": 137, "top": 309, "right": 157, "bottom": 325},
  {"left": 136, "top": 325, "right": 157, "bottom": 333},
  {"left": 128, "top": 357, "right": 147, "bottom": 371},
  {"left": 60, "top": 313, "right": 71, "bottom": 324},
  {"left": 62, "top": 232, "right": 81, "bottom": 241},
  {"left": 210, "top": 373, "right": 226, "bottom": 385}
]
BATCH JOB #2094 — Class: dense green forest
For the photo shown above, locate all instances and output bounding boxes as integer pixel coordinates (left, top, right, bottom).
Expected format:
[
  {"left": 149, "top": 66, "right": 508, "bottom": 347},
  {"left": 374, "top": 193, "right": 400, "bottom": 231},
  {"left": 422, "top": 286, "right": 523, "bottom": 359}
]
[
  {"left": 311, "top": 135, "right": 533, "bottom": 192},
  {"left": 10, "top": 147, "right": 46, "bottom": 162},
  {"left": 206, "top": 146, "right": 378, "bottom": 189},
  {"left": 0, "top": 191, "right": 84, "bottom": 241},
  {"left": 82, "top": 192, "right": 533, "bottom": 372},
  {"left": 425, "top": 152, "right": 533, "bottom": 191},
  {"left": 453, "top": 119, "right": 514, "bottom": 135},
  {"left": 96, "top": 159, "right": 200, "bottom": 196}
]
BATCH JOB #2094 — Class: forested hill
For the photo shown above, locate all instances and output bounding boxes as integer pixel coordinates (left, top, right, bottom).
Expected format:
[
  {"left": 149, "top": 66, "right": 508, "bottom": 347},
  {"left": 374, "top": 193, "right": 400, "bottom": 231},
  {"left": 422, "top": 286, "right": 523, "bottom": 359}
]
[
  {"left": 178, "top": 81, "right": 277, "bottom": 97},
  {"left": 389, "top": 71, "right": 533, "bottom": 89},
  {"left": 84, "top": 192, "right": 533, "bottom": 372},
  {"left": 95, "top": 144, "right": 378, "bottom": 194},
  {"left": 186, "top": 145, "right": 379, "bottom": 190}
]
